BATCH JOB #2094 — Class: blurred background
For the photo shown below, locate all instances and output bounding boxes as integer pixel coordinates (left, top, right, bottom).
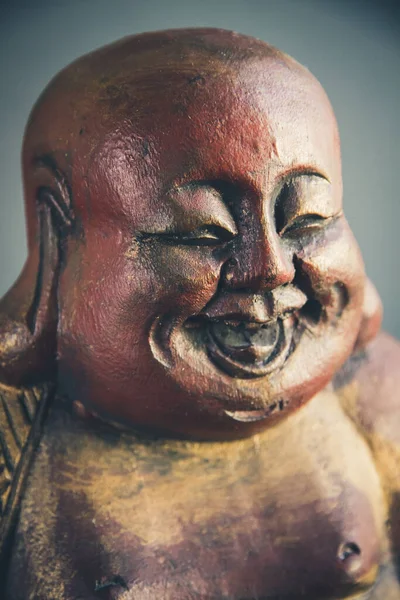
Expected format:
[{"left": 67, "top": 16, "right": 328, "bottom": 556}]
[{"left": 0, "top": 0, "right": 399, "bottom": 336}]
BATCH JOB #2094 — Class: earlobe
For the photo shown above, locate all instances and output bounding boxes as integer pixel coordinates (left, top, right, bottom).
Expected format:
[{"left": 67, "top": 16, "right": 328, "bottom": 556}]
[
  {"left": 0, "top": 156, "right": 74, "bottom": 387},
  {"left": 0, "top": 202, "right": 60, "bottom": 386},
  {"left": 353, "top": 278, "right": 383, "bottom": 353}
]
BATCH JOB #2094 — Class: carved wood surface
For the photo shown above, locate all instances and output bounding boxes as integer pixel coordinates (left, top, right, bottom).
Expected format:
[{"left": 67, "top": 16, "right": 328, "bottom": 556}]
[{"left": 0, "top": 383, "right": 51, "bottom": 575}]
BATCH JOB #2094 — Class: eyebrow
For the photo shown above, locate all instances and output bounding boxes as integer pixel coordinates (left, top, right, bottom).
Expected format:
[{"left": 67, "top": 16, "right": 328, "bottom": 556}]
[
  {"left": 163, "top": 180, "right": 239, "bottom": 231},
  {"left": 167, "top": 179, "right": 240, "bottom": 213},
  {"left": 280, "top": 167, "right": 331, "bottom": 185}
]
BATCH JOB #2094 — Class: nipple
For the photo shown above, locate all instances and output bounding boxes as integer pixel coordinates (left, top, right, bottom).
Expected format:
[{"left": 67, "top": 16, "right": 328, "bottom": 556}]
[
  {"left": 337, "top": 541, "right": 361, "bottom": 566},
  {"left": 336, "top": 540, "right": 377, "bottom": 587}
]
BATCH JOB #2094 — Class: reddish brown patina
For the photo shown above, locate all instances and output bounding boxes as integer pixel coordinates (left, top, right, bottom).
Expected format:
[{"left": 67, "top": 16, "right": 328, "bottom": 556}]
[{"left": 0, "top": 28, "right": 399, "bottom": 600}]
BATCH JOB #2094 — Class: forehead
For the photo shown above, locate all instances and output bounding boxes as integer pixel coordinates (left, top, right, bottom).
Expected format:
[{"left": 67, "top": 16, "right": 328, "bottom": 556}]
[{"left": 84, "top": 56, "right": 341, "bottom": 223}]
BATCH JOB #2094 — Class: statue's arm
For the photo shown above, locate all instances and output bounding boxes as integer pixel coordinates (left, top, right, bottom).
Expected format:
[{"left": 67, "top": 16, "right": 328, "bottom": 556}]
[{"left": 338, "top": 331, "right": 400, "bottom": 560}]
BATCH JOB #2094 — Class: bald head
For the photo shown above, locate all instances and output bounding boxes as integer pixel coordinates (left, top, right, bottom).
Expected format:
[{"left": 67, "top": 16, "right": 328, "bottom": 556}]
[
  {"left": 22, "top": 28, "right": 333, "bottom": 248},
  {"left": 23, "top": 27, "right": 307, "bottom": 159}
]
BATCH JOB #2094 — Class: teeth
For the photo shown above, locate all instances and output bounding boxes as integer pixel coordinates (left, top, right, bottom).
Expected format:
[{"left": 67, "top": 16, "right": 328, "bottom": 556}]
[
  {"left": 208, "top": 320, "right": 280, "bottom": 364},
  {"left": 224, "top": 408, "right": 272, "bottom": 422}
]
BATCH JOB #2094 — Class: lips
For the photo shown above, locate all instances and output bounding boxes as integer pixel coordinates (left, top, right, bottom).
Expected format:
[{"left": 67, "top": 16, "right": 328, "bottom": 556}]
[{"left": 206, "top": 314, "right": 296, "bottom": 378}]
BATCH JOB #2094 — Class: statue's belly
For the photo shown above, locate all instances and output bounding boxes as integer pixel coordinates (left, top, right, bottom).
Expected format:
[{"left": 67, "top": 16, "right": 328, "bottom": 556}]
[{"left": 7, "top": 391, "right": 390, "bottom": 599}]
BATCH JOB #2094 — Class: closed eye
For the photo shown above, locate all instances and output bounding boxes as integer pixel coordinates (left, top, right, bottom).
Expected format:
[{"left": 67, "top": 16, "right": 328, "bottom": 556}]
[
  {"left": 142, "top": 225, "right": 236, "bottom": 246},
  {"left": 280, "top": 213, "right": 328, "bottom": 236}
]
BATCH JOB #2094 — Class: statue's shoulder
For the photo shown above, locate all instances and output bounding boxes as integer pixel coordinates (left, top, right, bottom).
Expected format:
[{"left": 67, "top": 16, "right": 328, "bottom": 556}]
[{"left": 0, "top": 381, "right": 52, "bottom": 569}]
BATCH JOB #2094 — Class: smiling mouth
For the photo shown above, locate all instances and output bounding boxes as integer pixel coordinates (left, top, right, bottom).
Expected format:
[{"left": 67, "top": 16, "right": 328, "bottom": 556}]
[
  {"left": 204, "top": 314, "right": 296, "bottom": 378},
  {"left": 150, "top": 288, "right": 324, "bottom": 382}
]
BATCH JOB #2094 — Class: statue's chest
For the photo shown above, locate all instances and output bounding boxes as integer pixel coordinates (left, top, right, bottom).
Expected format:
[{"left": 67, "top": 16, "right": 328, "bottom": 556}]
[{"left": 9, "top": 393, "right": 387, "bottom": 599}]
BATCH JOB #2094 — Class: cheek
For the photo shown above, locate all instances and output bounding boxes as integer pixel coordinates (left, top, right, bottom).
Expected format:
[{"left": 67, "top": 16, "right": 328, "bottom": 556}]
[
  {"left": 123, "top": 244, "right": 225, "bottom": 317},
  {"left": 58, "top": 244, "right": 133, "bottom": 353},
  {"left": 294, "top": 220, "right": 365, "bottom": 309},
  {"left": 57, "top": 241, "right": 226, "bottom": 396},
  {"left": 59, "top": 241, "right": 225, "bottom": 348}
]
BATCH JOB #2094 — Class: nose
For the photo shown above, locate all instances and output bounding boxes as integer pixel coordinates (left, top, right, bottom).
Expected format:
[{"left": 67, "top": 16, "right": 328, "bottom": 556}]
[{"left": 222, "top": 227, "right": 295, "bottom": 292}]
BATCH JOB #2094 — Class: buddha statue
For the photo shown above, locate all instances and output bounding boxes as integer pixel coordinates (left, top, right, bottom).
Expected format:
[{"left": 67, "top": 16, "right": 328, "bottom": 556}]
[{"left": 0, "top": 27, "right": 399, "bottom": 600}]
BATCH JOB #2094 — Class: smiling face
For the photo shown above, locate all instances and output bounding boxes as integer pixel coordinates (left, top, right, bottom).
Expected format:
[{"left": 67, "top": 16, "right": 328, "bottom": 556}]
[{"left": 52, "top": 36, "right": 365, "bottom": 439}]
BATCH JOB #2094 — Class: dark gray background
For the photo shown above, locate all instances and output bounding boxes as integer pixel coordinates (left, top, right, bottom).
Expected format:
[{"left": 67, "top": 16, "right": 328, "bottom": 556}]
[{"left": 1, "top": 0, "right": 399, "bottom": 336}]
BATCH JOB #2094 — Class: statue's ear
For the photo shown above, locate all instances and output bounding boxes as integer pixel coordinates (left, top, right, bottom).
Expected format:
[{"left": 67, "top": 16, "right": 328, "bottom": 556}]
[
  {"left": 0, "top": 157, "right": 73, "bottom": 387},
  {"left": 353, "top": 277, "right": 383, "bottom": 353}
]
